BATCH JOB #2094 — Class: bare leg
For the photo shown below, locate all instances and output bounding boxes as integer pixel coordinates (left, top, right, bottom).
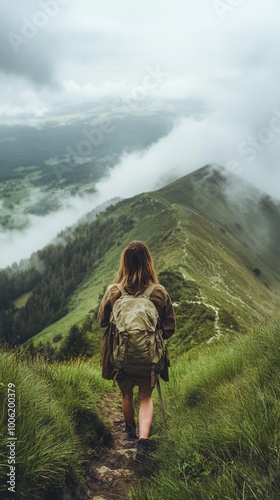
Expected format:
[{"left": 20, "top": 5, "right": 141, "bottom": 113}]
[
  {"left": 121, "top": 389, "right": 135, "bottom": 426},
  {"left": 138, "top": 380, "right": 154, "bottom": 439}
]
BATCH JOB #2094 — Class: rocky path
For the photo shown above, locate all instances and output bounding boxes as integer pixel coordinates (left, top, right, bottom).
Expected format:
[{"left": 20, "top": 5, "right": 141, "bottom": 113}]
[{"left": 86, "top": 393, "right": 140, "bottom": 500}]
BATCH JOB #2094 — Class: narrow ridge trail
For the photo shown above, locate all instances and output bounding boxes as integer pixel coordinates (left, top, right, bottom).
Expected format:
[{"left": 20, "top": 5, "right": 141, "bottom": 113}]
[{"left": 86, "top": 392, "right": 141, "bottom": 500}]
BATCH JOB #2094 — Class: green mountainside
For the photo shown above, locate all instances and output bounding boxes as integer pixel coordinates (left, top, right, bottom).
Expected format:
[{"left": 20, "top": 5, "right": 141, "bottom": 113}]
[
  {"left": 2, "top": 163, "right": 278, "bottom": 356},
  {"left": 1, "top": 164, "right": 280, "bottom": 499},
  {"left": 159, "top": 164, "right": 280, "bottom": 275}
]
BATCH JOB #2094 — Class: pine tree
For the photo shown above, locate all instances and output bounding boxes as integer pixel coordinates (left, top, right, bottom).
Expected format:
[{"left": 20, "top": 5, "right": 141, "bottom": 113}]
[{"left": 59, "top": 324, "right": 93, "bottom": 360}]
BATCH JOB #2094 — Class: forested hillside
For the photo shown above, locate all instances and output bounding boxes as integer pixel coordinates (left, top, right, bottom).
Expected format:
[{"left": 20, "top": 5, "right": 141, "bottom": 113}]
[
  {"left": 0, "top": 213, "right": 133, "bottom": 344},
  {"left": 0, "top": 165, "right": 279, "bottom": 357}
]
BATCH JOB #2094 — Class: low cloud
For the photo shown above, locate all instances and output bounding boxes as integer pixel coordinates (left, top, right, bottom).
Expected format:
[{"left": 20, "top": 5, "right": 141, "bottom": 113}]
[
  {"left": 1, "top": 108, "right": 280, "bottom": 268},
  {"left": 0, "top": 192, "right": 102, "bottom": 268},
  {"left": 96, "top": 114, "right": 280, "bottom": 202}
]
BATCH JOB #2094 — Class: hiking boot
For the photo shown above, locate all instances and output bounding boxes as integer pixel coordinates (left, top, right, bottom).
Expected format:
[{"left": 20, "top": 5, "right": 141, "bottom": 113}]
[
  {"left": 135, "top": 438, "right": 149, "bottom": 463},
  {"left": 125, "top": 422, "right": 137, "bottom": 440}
]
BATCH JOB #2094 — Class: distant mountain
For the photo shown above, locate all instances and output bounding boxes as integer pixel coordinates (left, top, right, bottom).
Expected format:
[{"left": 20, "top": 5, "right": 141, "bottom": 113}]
[
  {"left": 1, "top": 164, "right": 280, "bottom": 354},
  {"left": 159, "top": 164, "right": 280, "bottom": 275}
]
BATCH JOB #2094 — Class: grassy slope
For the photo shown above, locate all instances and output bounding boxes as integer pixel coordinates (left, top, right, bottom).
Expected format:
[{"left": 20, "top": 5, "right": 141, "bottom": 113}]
[
  {"left": 131, "top": 320, "right": 280, "bottom": 499},
  {"left": 3, "top": 166, "right": 280, "bottom": 499},
  {"left": 29, "top": 170, "right": 280, "bottom": 349},
  {"left": 0, "top": 352, "right": 112, "bottom": 499},
  {"left": 158, "top": 165, "right": 280, "bottom": 280}
]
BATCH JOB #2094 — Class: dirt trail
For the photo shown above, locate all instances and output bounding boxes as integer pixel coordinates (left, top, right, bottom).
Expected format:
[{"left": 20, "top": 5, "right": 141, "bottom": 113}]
[{"left": 85, "top": 392, "right": 141, "bottom": 500}]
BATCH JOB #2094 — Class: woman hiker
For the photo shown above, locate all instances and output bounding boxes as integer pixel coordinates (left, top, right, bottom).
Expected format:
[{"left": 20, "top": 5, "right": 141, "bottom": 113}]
[{"left": 98, "top": 240, "right": 176, "bottom": 462}]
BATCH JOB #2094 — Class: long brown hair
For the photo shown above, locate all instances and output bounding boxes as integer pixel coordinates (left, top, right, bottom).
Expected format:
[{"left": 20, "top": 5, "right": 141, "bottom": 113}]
[{"left": 115, "top": 241, "right": 158, "bottom": 292}]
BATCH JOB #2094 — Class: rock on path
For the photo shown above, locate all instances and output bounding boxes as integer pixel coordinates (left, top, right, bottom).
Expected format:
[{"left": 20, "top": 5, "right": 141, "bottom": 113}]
[{"left": 87, "top": 393, "right": 140, "bottom": 500}]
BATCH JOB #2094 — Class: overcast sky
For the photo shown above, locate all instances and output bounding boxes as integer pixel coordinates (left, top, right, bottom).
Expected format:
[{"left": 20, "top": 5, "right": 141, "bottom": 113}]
[
  {"left": 0, "top": 0, "right": 280, "bottom": 266},
  {"left": 1, "top": 0, "right": 279, "bottom": 186}
]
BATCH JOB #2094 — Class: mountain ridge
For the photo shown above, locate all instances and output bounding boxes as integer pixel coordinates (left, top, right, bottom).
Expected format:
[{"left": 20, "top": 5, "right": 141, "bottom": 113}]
[
  {"left": 157, "top": 164, "right": 280, "bottom": 276},
  {"left": 8, "top": 164, "right": 278, "bottom": 355}
]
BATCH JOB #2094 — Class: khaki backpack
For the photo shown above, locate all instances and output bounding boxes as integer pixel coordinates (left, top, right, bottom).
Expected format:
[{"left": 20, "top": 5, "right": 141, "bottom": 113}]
[{"left": 110, "top": 284, "right": 166, "bottom": 387}]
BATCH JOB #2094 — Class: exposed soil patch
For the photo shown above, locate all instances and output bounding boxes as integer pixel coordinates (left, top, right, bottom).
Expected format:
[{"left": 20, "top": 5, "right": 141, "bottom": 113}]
[{"left": 86, "top": 392, "right": 141, "bottom": 500}]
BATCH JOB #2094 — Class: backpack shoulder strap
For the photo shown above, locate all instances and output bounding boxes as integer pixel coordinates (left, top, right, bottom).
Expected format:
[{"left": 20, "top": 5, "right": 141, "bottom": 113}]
[
  {"left": 143, "top": 283, "right": 157, "bottom": 298},
  {"left": 115, "top": 283, "right": 127, "bottom": 296}
]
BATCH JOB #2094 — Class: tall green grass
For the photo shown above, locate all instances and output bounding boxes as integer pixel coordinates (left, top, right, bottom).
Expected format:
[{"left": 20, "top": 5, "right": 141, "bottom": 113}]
[
  {"left": 2, "top": 321, "right": 280, "bottom": 499},
  {"left": 0, "top": 351, "right": 112, "bottom": 499},
  {"left": 132, "top": 322, "right": 280, "bottom": 500}
]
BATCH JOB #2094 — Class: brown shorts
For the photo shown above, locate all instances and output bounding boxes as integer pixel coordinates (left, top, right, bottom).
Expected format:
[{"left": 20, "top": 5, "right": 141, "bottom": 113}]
[{"left": 116, "top": 372, "right": 153, "bottom": 393}]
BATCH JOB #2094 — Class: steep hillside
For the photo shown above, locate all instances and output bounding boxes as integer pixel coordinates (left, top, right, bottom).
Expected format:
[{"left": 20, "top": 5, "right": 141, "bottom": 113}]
[
  {"left": 2, "top": 165, "right": 279, "bottom": 499},
  {"left": 131, "top": 321, "right": 280, "bottom": 499},
  {"left": 10, "top": 164, "right": 278, "bottom": 355},
  {"left": 158, "top": 164, "right": 280, "bottom": 277}
]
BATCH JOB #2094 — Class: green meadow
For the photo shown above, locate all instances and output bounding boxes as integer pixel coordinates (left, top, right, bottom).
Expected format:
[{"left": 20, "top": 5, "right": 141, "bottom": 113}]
[
  {"left": 131, "top": 321, "right": 280, "bottom": 499},
  {"left": 0, "top": 352, "right": 112, "bottom": 499},
  {"left": 1, "top": 321, "right": 280, "bottom": 498}
]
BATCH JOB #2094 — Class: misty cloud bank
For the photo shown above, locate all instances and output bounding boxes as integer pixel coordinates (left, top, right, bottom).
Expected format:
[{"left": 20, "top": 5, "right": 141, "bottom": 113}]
[
  {"left": 1, "top": 0, "right": 280, "bottom": 267},
  {"left": 1, "top": 109, "right": 280, "bottom": 268},
  {"left": 0, "top": 192, "right": 102, "bottom": 268}
]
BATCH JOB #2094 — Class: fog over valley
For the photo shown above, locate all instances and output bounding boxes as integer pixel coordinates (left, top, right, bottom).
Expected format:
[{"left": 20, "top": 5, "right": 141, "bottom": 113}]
[{"left": 0, "top": 0, "right": 280, "bottom": 268}]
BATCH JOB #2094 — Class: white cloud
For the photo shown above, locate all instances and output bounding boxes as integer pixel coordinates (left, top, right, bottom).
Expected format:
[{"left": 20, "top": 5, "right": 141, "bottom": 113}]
[
  {"left": 95, "top": 115, "right": 280, "bottom": 202},
  {"left": 1, "top": 0, "right": 279, "bottom": 111},
  {"left": 0, "top": 193, "right": 101, "bottom": 268},
  {"left": 1, "top": 0, "right": 280, "bottom": 266},
  {"left": 1, "top": 107, "right": 280, "bottom": 268}
]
